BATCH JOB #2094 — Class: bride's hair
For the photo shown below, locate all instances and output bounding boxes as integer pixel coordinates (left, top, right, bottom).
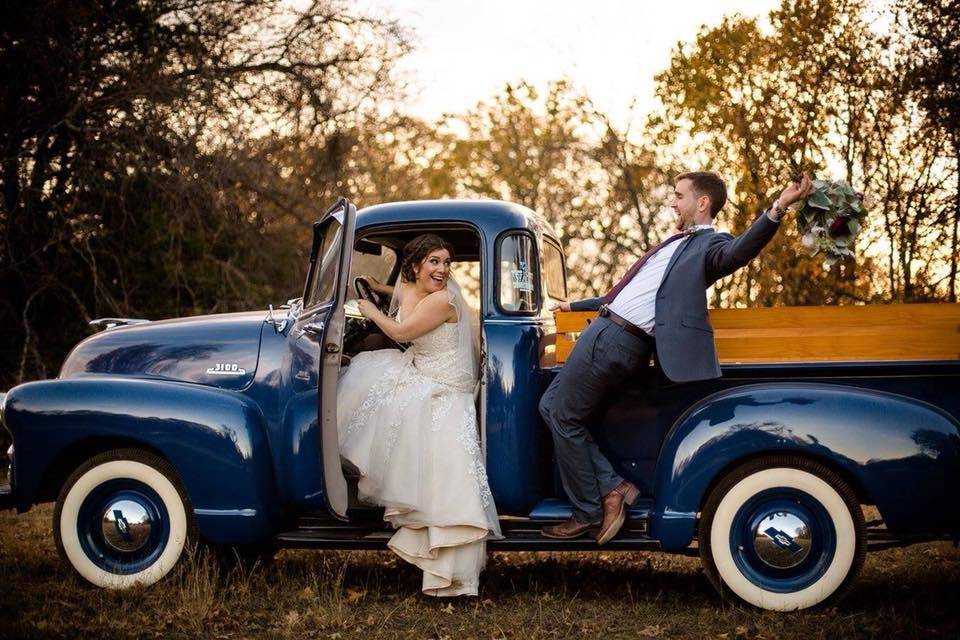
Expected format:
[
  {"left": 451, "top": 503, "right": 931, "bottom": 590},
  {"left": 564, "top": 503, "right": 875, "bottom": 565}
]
[{"left": 400, "top": 234, "right": 455, "bottom": 282}]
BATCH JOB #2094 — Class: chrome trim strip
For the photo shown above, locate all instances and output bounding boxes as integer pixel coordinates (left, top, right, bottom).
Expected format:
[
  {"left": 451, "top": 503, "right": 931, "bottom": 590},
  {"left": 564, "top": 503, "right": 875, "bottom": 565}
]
[
  {"left": 483, "top": 318, "right": 543, "bottom": 326},
  {"left": 193, "top": 508, "right": 257, "bottom": 517}
]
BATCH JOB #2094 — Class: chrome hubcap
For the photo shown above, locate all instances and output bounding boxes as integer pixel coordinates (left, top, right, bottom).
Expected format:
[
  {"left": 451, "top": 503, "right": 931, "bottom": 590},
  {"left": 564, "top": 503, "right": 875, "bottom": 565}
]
[
  {"left": 753, "top": 511, "right": 812, "bottom": 569},
  {"left": 101, "top": 499, "right": 153, "bottom": 552}
]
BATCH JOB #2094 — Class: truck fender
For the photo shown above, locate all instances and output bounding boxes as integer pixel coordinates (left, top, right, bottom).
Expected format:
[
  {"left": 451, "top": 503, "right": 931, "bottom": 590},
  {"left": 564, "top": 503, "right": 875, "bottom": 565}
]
[
  {"left": 650, "top": 382, "right": 960, "bottom": 551},
  {"left": 4, "top": 376, "right": 280, "bottom": 545}
]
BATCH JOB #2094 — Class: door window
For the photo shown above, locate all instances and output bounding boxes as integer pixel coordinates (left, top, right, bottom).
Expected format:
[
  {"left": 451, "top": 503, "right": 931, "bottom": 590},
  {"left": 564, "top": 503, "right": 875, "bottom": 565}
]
[{"left": 498, "top": 233, "right": 538, "bottom": 313}]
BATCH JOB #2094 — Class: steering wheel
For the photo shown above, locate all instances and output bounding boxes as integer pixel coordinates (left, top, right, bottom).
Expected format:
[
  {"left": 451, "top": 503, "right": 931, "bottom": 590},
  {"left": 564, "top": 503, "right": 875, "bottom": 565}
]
[
  {"left": 354, "top": 276, "right": 390, "bottom": 315},
  {"left": 349, "top": 276, "right": 407, "bottom": 351}
]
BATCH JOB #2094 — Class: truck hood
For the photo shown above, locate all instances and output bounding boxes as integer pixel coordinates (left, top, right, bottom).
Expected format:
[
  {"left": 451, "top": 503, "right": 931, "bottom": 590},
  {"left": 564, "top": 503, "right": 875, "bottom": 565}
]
[{"left": 60, "top": 311, "right": 268, "bottom": 391}]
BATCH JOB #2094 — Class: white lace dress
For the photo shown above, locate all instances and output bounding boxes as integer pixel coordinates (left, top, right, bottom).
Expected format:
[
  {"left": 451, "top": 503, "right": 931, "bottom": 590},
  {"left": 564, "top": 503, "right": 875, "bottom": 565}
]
[{"left": 337, "top": 320, "right": 502, "bottom": 597}]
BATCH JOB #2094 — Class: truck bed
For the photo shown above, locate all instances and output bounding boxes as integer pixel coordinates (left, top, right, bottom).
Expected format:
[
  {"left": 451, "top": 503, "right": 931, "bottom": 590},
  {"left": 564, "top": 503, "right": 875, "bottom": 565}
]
[{"left": 553, "top": 303, "right": 960, "bottom": 365}]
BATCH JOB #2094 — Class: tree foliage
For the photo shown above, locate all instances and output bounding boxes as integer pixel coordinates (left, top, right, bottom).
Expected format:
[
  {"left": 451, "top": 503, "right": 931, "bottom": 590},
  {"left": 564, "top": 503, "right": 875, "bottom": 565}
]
[
  {"left": 651, "top": 0, "right": 957, "bottom": 306},
  {"left": 0, "top": 0, "right": 408, "bottom": 385}
]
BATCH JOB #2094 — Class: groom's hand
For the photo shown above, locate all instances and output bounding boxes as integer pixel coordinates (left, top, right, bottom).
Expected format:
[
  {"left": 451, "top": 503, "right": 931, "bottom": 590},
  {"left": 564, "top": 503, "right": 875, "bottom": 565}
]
[
  {"left": 549, "top": 301, "right": 571, "bottom": 312},
  {"left": 771, "top": 172, "right": 814, "bottom": 220}
]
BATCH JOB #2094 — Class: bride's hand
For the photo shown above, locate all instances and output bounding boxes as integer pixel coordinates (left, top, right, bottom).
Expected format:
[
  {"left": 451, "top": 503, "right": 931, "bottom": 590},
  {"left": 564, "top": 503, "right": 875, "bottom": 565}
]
[
  {"left": 361, "top": 274, "right": 386, "bottom": 294},
  {"left": 357, "top": 299, "right": 378, "bottom": 318}
]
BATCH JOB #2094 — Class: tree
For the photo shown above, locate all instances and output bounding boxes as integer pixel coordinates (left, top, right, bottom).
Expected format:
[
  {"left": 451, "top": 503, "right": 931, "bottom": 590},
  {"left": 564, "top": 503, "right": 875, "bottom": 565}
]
[
  {"left": 428, "top": 80, "right": 668, "bottom": 296},
  {"left": 896, "top": 0, "right": 960, "bottom": 300},
  {"left": 0, "top": 0, "right": 409, "bottom": 385},
  {"left": 651, "top": 0, "right": 954, "bottom": 307}
]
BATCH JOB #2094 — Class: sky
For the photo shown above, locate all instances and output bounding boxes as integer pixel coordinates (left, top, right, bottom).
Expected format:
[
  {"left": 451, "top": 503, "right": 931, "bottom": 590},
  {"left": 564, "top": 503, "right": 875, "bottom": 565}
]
[{"left": 366, "top": 0, "right": 783, "bottom": 130}]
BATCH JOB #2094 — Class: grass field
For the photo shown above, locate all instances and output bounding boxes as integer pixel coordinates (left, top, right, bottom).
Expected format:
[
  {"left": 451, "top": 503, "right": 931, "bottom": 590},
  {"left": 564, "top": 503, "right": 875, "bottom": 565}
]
[{"left": 1, "top": 504, "right": 958, "bottom": 640}]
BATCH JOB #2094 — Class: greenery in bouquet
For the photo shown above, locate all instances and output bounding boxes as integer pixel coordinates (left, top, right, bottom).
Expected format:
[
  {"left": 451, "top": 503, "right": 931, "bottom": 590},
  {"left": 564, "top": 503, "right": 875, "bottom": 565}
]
[{"left": 796, "top": 179, "right": 871, "bottom": 269}]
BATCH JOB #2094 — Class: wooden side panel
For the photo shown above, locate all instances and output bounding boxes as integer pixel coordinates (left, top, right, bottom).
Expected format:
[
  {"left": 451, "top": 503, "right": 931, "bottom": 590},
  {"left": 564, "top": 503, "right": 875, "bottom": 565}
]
[{"left": 553, "top": 303, "right": 960, "bottom": 364}]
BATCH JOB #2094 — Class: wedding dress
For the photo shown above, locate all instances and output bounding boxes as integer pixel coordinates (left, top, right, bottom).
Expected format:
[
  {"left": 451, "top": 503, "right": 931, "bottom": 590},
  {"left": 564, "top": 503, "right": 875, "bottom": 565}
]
[{"left": 337, "top": 279, "right": 502, "bottom": 597}]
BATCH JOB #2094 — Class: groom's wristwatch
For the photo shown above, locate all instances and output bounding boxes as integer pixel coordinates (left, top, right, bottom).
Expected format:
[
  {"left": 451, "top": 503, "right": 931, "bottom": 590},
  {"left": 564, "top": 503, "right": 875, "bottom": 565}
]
[{"left": 768, "top": 200, "right": 786, "bottom": 222}]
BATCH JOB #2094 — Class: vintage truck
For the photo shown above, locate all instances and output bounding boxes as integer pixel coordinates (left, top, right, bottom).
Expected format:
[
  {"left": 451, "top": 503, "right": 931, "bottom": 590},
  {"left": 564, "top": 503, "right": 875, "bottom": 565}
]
[{"left": 1, "top": 198, "right": 958, "bottom": 611}]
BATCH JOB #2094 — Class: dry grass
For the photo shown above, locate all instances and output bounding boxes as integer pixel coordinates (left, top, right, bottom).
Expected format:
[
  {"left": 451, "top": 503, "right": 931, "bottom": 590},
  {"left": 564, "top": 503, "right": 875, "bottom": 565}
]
[{"left": 1, "top": 505, "right": 958, "bottom": 640}]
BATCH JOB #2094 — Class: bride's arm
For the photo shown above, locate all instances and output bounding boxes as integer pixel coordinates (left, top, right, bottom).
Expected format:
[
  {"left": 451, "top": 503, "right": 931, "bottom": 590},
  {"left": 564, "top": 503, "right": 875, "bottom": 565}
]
[
  {"left": 359, "top": 290, "right": 456, "bottom": 342},
  {"left": 361, "top": 275, "right": 393, "bottom": 297}
]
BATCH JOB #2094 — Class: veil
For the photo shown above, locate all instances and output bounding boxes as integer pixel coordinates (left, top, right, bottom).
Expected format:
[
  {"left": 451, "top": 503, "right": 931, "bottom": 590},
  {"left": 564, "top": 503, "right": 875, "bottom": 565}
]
[
  {"left": 388, "top": 275, "right": 480, "bottom": 386},
  {"left": 445, "top": 276, "right": 480, "bottom": 386}
]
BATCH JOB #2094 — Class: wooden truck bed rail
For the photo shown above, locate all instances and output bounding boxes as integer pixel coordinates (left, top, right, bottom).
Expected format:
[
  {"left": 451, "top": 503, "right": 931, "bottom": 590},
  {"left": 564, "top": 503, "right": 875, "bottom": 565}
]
[{"left": 553, "top": 303, "right": 960, "bottom": 365}]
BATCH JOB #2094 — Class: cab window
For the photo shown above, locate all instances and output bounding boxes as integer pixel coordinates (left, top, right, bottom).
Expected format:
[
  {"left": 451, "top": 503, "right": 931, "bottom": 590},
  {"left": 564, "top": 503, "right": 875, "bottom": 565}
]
[
  {"left": 542, "top": 239, "right": 567, "bottom": 303},
  {"left": 498, "top": 233, "right": 538, "bottom": 313}
]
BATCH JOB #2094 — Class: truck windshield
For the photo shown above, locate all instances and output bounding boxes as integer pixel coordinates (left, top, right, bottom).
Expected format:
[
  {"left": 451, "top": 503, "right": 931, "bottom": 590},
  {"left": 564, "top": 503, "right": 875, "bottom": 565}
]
[{"left": 304, "top": 216, "right": 343, "bottom": 308}]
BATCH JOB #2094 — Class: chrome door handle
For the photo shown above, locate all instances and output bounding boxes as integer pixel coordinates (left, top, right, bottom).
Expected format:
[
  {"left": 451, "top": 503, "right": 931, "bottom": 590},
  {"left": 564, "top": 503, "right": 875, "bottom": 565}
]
[{"left": 303, "top": 321, "right": 325, "bottom": 337}]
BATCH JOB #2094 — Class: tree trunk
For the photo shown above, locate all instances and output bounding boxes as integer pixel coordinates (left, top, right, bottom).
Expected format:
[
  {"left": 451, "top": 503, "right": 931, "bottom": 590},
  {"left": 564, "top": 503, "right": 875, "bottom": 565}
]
[{"left": 949, "top": 137, "right": 959, "bottom": 302}]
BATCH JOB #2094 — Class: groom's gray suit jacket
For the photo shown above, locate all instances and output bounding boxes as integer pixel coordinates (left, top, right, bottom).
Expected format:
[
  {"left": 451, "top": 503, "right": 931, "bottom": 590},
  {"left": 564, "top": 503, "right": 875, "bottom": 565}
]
[{"left": 570, "top": 211, "right": 781, "bottom": 383}]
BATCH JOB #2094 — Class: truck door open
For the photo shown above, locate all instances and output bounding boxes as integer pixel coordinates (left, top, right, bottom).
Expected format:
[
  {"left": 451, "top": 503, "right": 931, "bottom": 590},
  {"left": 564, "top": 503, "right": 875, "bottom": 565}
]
[{"left": 297, "top": 197, "right": 356, "bottom": 519}]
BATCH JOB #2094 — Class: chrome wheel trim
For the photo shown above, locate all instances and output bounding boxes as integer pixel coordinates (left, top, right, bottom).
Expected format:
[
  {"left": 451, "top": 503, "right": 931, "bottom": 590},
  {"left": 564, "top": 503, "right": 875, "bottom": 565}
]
[
  {"left": 752, "top": 510, "right": 813, "bottom": 569},
  {"left": 101, "top": 498, "right": 154, "bottom": 552}
]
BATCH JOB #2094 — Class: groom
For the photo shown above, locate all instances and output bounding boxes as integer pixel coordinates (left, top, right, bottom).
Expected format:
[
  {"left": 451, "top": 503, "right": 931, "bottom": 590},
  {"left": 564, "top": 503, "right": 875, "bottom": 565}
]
[{"left": 539, "top": 170, "right": 813, "bottom": 544}]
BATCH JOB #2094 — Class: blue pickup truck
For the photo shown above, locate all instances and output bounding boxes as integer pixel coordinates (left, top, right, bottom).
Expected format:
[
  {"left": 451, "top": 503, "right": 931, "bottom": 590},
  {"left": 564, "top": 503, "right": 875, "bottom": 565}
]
[{"left": 1, "top": 198, "right": 958, "bottom": 610}]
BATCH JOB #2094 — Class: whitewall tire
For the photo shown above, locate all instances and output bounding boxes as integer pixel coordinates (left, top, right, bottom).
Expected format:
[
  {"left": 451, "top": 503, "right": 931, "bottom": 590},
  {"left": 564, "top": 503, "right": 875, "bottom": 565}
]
[
  {"left": 53, "top": 449, "right": 195, "bottom": 589},
  {"left": 698, "top": 456, "right": 866, "bottom": 611}
]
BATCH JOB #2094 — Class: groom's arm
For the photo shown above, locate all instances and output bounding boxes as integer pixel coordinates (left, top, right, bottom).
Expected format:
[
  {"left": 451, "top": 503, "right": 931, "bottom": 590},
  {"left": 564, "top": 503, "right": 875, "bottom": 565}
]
[
  {"left": 704, "top": 209, "right": 781, "bottom": 283},
  {"left": 705, "top": 172, "right": 815, "bottom": 283},
  {"left": 569, "top": 297, "right": 604, "bottom": 312}
]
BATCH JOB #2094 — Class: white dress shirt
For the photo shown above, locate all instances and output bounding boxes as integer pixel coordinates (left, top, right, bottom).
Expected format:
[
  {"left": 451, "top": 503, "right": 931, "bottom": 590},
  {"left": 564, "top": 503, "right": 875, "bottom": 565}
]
[{"left": 608, "top": 224, "right": 715, "bottom": 334}]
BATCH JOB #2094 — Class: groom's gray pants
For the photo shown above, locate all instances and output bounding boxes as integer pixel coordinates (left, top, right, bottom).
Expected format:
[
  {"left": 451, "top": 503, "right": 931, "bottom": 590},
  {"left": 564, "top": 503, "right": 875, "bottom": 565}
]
[{"left": 538, "top": 315, "right": 654, "bottom": 524}]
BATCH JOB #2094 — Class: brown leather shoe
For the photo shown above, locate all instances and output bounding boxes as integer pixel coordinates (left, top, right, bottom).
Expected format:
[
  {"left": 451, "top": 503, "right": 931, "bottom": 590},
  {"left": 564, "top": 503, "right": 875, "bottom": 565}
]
[
  {"left": 595, "top": 481, "right": 640, "bottom": 545},
  {"left": 541, "top": 517, "right": 601, "bottom": 539}
]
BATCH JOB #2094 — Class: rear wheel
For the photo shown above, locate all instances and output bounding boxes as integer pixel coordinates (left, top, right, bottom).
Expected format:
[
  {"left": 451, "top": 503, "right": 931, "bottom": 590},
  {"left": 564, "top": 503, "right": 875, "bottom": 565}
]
[
  {"left": 698, "top": 455, "right": 865, "bottom": 611},
  {"left": 53, "top": 448, "right": 195, "bottom": 589}
]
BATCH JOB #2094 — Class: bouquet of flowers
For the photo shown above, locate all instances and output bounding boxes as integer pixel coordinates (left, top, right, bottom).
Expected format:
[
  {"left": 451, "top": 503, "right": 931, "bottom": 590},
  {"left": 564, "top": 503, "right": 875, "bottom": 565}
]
[{"left": 797, "top": 179, "right": 871, "bottom": 269}]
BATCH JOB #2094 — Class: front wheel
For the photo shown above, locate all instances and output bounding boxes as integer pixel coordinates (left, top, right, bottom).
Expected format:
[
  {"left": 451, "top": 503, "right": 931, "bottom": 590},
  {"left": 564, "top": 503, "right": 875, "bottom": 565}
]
[
  {"left": 698, "top": 455, "right": 866, "bottom": 611},
  {"left": 53, "top": 448, "right": 195, "bottom": 589}
]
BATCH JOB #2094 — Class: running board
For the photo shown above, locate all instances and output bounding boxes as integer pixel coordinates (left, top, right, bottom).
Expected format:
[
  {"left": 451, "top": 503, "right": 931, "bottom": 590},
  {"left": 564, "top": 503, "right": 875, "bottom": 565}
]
[
  {"left": 528, "top": 497, "right": 651, "bottom": 528},
  {"left": 275, "top": 520, "right": 665, "bottom": 552},
  {"left": 865, "top": 527, "right": 955, "bottom": 551},
  {"left": 276, "top": 528, "right": 393, "bottom": 550}
]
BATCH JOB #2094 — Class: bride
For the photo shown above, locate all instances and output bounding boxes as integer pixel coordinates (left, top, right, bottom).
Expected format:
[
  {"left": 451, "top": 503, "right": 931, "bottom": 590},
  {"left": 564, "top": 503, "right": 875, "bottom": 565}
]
[{"left": 337, "top": 233, "right": 502, "bottom": 597}]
